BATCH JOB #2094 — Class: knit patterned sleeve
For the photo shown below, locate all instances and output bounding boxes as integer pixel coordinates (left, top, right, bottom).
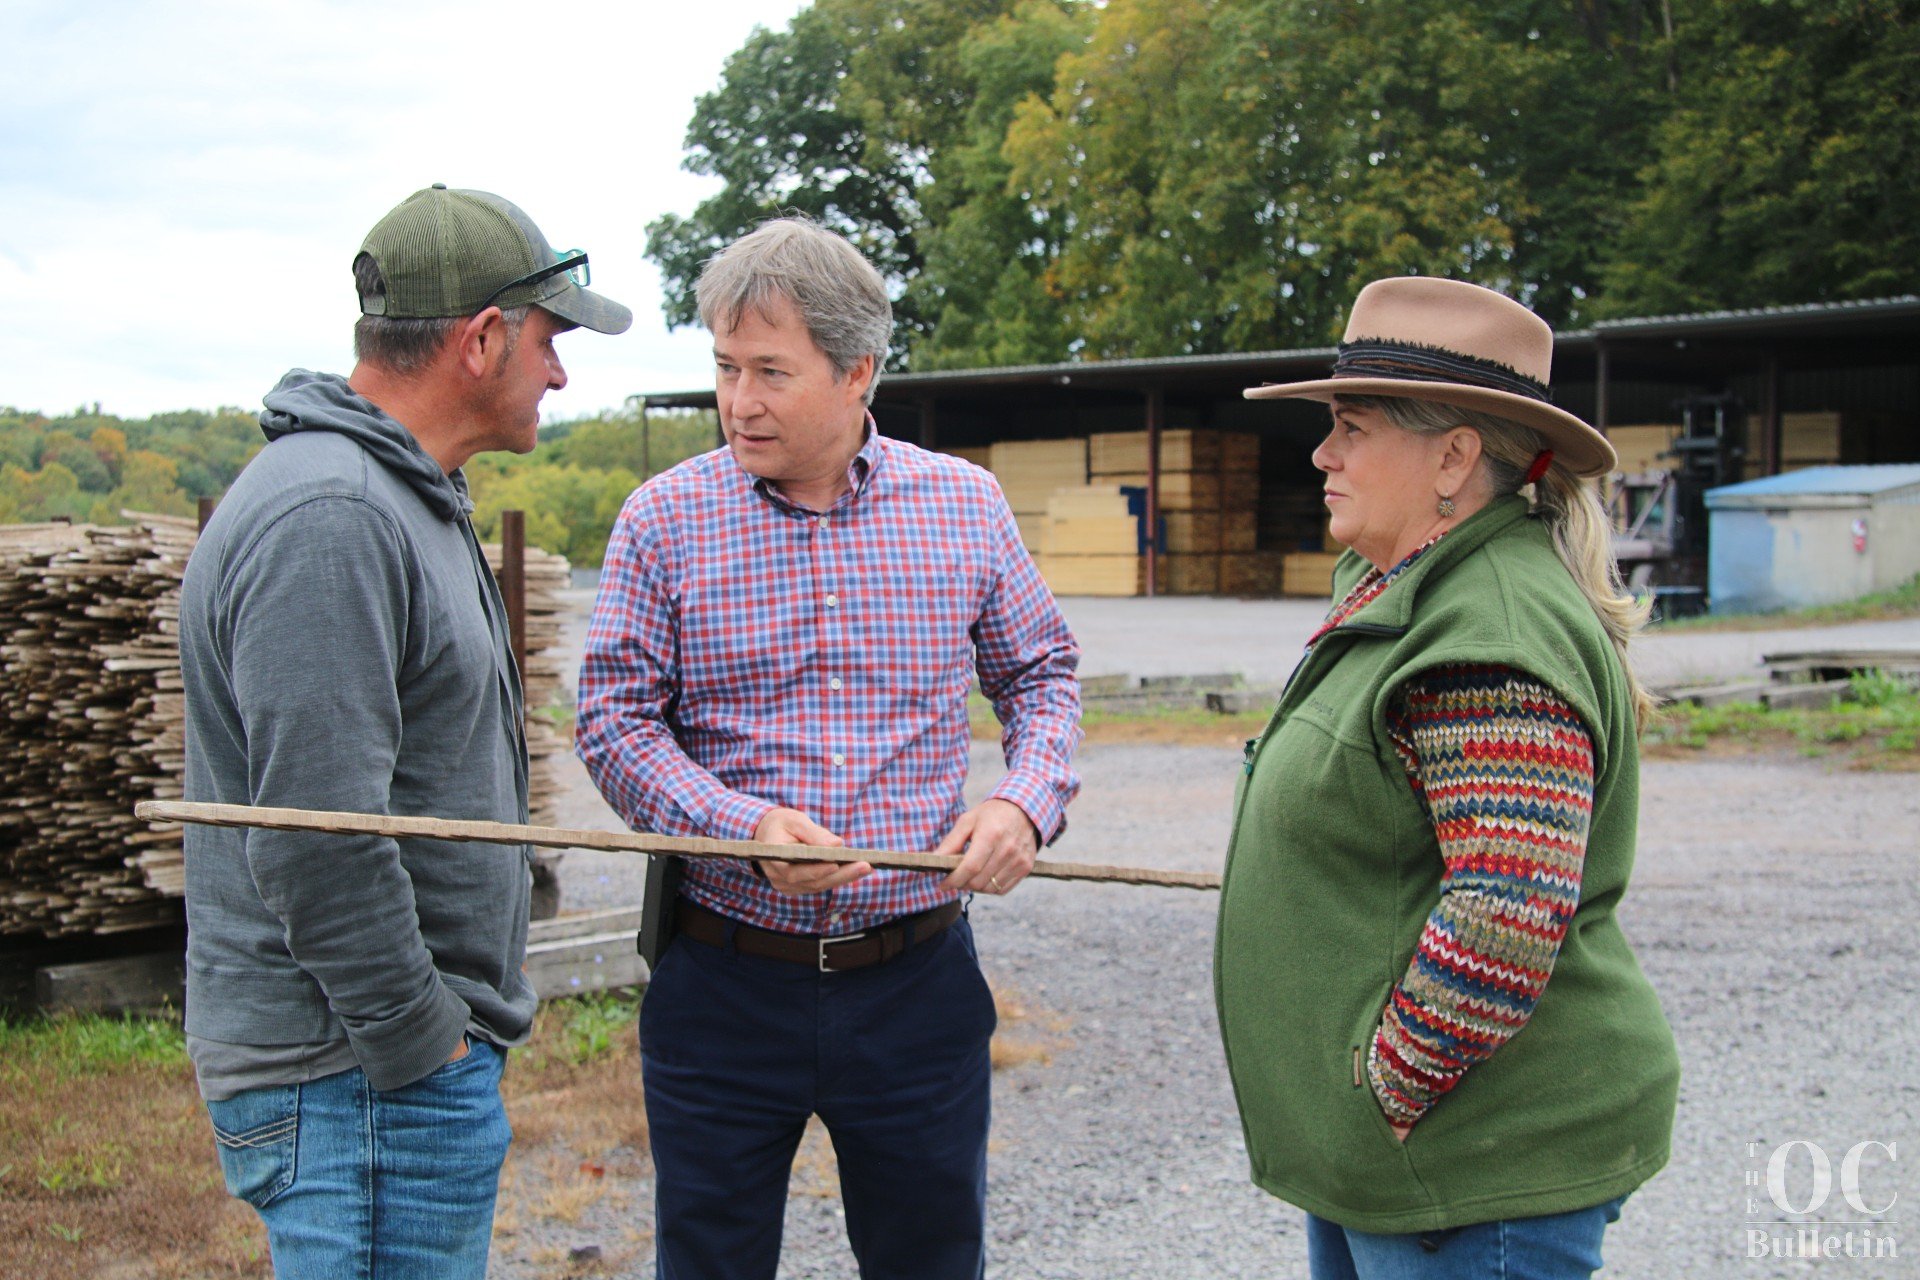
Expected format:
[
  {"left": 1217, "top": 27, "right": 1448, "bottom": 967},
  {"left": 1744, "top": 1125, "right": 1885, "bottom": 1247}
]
[{"left": 1367, "top": 663, "right": 1597, "bottom": 1127}]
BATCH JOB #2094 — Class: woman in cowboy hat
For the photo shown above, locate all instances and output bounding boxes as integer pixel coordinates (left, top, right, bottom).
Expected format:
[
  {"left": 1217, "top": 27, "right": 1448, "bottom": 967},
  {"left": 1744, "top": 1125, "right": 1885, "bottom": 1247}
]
[{"left": 1214, "top": 277, "right": 1680, "bottom": 1278}]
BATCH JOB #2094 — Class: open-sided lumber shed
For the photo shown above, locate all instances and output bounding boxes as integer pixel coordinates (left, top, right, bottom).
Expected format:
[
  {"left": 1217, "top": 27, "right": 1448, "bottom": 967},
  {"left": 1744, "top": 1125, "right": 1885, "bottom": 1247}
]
[{"left": 637, "top": 295, "right": 1920, "bottom": 596}]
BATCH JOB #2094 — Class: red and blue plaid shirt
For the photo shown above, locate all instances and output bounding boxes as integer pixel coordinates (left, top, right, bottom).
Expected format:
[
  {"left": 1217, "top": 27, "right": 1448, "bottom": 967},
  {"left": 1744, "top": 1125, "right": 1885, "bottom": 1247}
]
[{"left": 576, "top": 427, "right": 1082, "bottom": 935}]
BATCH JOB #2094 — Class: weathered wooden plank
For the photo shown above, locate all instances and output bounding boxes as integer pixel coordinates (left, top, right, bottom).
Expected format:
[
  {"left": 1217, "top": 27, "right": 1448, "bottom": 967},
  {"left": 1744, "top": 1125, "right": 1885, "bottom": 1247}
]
[
  {"left": 527, "top": 907, "right": 650, "bottom": 945},
  {"left": 1759, "top": 679, "right": 1856, "bottom": 710},
  {"left": 1762, "top": 648, "right": 1920, "bottom": 676},
  {"left": 1658, "top": 681, "right": 1771, "bottom": 708},
  {"left": 526, "top": 930, "right": 648, "bottom": 999},
  {"left": 138, "top": 801, "right": 1226, "bottom": 891},
  {"left": 1205, "top": 688, "right": 1285, "bottom": 716},
  {"left": 1139, "top": 673, "right": 1244, "bottom": 692},
  {"left": 34, "top": 950, "right": 185, "bottom": 1015}
]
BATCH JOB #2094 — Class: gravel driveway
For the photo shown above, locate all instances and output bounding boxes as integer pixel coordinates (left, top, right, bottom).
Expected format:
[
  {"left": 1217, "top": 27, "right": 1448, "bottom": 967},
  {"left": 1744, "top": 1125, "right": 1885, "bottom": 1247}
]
[{"left": 514, "top": 596, "right": 1917, "bottom": 1278}]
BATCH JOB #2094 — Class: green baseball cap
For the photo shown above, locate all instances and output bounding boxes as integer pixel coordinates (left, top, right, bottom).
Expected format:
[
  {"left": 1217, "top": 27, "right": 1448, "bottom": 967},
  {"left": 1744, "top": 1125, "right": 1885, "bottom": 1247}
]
[{"left": 357, "top": 185, "right": 632, "bottom": 335}]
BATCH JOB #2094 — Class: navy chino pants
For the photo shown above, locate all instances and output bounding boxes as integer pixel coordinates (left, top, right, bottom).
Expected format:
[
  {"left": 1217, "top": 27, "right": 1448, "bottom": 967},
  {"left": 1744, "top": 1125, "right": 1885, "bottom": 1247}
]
[{"left": 640, "top": 912, "right": 997, "bottom": 1280}]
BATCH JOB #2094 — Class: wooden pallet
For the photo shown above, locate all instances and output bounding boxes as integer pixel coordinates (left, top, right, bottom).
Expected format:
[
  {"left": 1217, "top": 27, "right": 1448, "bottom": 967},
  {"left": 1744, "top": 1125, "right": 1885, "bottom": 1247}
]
[
  {"left": 1760, "top": 649, "right": 1920, "bottom": 681},
  {"left": 2, "top": 907, "right": 653, "bottom": 1016}
]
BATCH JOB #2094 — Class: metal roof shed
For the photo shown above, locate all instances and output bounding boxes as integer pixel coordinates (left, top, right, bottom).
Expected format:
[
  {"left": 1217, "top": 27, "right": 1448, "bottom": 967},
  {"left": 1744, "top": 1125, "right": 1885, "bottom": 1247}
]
[{"left": 1703, "top": 465, "right": 1920, "bottom": 614}]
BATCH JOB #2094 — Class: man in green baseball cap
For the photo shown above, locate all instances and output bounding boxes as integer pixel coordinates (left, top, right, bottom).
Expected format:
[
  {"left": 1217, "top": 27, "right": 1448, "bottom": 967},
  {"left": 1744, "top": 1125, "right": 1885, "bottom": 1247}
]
[{"left": 179, "top": 187, "right": 628, "bottom": 1279}]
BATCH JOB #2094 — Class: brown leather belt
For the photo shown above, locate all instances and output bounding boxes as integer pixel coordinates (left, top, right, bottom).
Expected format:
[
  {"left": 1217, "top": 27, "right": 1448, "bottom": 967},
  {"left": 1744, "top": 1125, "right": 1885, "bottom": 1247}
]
[{"left": 673, "top": 898, "right": 963, "bottom": 973}]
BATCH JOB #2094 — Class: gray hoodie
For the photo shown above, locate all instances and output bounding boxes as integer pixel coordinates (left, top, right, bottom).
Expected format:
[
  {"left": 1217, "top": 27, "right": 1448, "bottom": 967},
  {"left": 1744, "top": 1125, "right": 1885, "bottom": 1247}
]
[{"left": 180, "top": 370, "right": 535, "bottom": 1094}]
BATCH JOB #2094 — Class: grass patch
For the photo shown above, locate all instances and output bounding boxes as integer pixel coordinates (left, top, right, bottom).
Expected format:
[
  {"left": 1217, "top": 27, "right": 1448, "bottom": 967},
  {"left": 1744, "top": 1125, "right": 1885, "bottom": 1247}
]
[
  {"left": 0, "top": 1011, "right": 267, "bottom": 1279},
  {"left": 1651, "top": 573, "right": 1920, "bottom": 633},
  {"left": 1644, "top": 671, "right": 1920, "bottom": 769},
  {"left": 3, "top": 978, "right": 1067, "bottom": 1276}
]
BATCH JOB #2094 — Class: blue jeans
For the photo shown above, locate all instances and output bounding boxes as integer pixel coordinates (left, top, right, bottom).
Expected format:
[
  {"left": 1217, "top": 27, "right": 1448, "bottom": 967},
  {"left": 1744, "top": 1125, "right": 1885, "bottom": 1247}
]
[
  {"left": 204, "top": 1040, "right": 511, "bottom": 1279},
  {"left": 1307, "top": 1197, "right": 1626, "bottom": 1280},
  {"left": 640, "top": 916, "right": 997, "bottom": 1280}
]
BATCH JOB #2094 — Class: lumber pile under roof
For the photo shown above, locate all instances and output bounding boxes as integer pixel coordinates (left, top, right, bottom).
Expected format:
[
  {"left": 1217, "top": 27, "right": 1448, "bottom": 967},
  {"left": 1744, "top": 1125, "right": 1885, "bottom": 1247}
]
[{"left": 0, "top": 516, "right": 574, "bottom": 939}]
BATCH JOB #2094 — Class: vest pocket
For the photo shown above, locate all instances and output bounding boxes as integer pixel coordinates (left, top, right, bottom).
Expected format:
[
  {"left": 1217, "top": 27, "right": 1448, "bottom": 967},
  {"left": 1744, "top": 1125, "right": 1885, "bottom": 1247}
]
[{"left": 206, "top": 1085, "right": 299, "bottom": 1209}]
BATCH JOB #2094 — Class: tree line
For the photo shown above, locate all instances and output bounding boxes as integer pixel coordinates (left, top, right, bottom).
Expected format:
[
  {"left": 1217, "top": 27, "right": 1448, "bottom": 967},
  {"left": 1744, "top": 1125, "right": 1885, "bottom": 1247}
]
[
  {"left": 647, "top": 0, "right": 1918, "bottom": 368},
  {"left": 0, "top": 404, "right": 719, "bottom": 569}
]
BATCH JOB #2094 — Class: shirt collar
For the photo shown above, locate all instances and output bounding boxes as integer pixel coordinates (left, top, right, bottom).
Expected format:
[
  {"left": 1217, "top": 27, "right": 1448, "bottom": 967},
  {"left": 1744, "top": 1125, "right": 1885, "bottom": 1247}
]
[{"left": 748, "top": 413, "right": 883, "bottom": 513}]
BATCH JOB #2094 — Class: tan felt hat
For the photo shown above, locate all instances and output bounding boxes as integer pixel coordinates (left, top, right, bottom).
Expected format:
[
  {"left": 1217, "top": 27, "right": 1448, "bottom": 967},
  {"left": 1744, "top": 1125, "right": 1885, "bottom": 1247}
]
[{"left": 1245, "top": 277, "right": 1615, "bottom": 477}]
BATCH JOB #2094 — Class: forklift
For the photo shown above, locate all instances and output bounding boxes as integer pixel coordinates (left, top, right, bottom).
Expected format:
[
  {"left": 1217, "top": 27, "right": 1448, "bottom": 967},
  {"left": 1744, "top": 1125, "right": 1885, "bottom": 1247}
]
[{"left": 1608, "top": 393, "right": 1745, "bottom": 618}]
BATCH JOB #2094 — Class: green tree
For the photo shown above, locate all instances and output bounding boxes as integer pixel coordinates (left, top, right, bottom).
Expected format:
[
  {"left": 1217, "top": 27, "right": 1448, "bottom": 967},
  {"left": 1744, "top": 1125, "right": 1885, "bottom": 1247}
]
[
  {"left": 89, "top": 449, "right": 193, "bottom": 522},
  {"left": 907, "top": 0, "right": 1090, "bottom": 369},
  {"left": 645, "top": 4, "right": 923, "bottom": 344},
  {"left": 1003, "top": 0, "right": 1669, "bottom": 356},
  {"left": 36, "top": 429, "right": 114, "bottom": 492},
  {"left": 1599, "top": 0, "right": 1920, "bottom": 315},
  {"left": 89, "top": 426, "right": 129, "bottom": 486},
  {"left": 468, "top": 464, "right": 644, "bottom": 568},
  {"left": 0, "top": 462, "right": 86, "bottom": 522},
  {"left": 644, "top": 0, "right": 1026, "bottom": 359}
]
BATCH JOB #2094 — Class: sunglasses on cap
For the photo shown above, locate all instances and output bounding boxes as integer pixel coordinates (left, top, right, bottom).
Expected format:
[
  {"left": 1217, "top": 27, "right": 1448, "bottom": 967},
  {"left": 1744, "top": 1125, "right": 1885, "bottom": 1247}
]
[{"left": 477, "top": 248, "right": 590, "bottom": 313}]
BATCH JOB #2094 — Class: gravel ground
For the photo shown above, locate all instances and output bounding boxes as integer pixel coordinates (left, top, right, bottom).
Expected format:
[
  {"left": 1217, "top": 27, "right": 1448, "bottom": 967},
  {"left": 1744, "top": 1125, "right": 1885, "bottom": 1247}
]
[
  {"left": 1051, "top": 595, "right": 1920, "bottom": 691},
  {"left": 504, "top": 596, "right": 1918, "bottom": 1278}
]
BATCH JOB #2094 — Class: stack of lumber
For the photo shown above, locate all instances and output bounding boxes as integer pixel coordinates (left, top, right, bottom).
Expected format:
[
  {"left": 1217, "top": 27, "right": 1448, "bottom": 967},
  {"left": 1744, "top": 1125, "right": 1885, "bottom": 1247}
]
[
  {"left": 0, "top": 516, "right": 195, "bottom": 937},
  {"left": 939, "top": 444, "right": 992, "bottom": 469},
  {"left": 1087, "top": 429, "right": 1261, "bottom": 594},
  {"left": 1221, "top": 551, "right": 1288, "bottom": 596},
  {"left": 988, "top": 439, "right": 1089, "bottom": 551},
  {"left": 1280, "top": 550, "right": 1345, "bottom": 598},
  {"left": 1606, "top": 423, "right": 1682, "bottom": 477},
  {"left": 478, "top": 541, "right": 572, "bottom": 824},
  {"left": 1258, "top": 481, "right": 1333, "bottom": 552},
  {"left": 0, "top": 516, "right": 574, "bottom": 939},
  {"left": 1250, "top": 475, "right": 1338, "bottom": 598},
  {"left": 1034, "top": 486, "right": 1154, "bottom": 597},
  {"left": 1779, "top": 411, "right": 1845, "bottom": 470}
]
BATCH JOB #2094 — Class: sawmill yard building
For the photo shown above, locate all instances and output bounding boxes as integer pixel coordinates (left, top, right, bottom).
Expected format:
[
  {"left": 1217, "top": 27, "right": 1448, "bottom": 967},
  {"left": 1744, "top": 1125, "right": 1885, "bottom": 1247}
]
[{"left": 639, "top": 296, "right": 1920, "bottom": 599}]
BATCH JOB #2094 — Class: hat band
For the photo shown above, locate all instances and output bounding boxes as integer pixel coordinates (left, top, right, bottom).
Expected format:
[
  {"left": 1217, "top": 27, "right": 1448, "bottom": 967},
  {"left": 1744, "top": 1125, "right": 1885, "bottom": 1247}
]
[{"left": 1332, "top": 339, "right": 1549, "bottom": 403}]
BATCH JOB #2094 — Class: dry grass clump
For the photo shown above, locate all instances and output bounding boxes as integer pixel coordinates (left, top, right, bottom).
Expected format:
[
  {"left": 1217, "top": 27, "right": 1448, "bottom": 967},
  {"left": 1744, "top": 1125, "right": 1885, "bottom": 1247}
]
[
  {"left": 990, "top": 985, "right": 1072, "bottom": 1072},
  {"left": 491, "top": 991, "right": 649, "bottom": 1265},
  {"left": 1, "top": 974, "right": 1066, "bottom": 1277},
  {"left": 500, "top": 991, "right": 648, "bottom": 1162},
  {"left": 0, "top": 1013, "right": 269, "bottom": 1279}
]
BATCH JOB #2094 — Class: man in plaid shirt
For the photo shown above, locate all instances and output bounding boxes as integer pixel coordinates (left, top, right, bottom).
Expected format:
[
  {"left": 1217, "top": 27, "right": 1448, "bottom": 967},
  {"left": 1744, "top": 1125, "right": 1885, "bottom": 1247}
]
[{"left": 576, "top": 218, "right": 1082, "bottom": 1280}]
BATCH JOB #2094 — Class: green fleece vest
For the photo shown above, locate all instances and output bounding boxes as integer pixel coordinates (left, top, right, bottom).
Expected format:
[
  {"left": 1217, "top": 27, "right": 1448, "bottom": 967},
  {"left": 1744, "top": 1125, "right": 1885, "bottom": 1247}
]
[{"left": 1214, "top": 497, "right": 1679, "bottom": 1233}]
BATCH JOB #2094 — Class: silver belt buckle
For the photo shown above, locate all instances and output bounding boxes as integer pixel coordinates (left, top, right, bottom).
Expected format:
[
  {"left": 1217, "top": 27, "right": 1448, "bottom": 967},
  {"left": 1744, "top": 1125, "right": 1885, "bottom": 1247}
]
[{"left": 817, "top": 930, "right": 868, "bottom": 972}]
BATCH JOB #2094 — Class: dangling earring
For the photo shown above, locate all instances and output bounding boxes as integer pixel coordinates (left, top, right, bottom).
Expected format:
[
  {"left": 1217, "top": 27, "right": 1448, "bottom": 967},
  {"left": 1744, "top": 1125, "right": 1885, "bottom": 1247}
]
[{"left": 1436, "top": 494, "right": 1456, "bottom": 519}]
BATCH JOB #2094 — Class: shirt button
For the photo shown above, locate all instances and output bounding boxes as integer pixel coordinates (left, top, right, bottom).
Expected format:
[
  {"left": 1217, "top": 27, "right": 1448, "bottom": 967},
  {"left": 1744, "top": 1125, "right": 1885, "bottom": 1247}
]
[
  {"left": 817, "top": 516, "right": 829, "bottom": 528},
  {"left": 829, "top": 677, "right": 843, "bottom": 691},
  {"left": 831, "top": 752, "right": 845, "bottom": 767},
  {"left": 825, "top": 593, "right": 838, "bottom": 608}
]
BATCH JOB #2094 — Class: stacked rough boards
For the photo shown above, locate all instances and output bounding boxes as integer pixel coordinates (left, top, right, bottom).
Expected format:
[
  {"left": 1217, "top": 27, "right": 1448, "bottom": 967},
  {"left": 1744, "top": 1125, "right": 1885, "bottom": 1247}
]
[
  {"left": 0, "top": 516, "right": 572, "bottom": 938},
  {"left": 479, "top": 541, "right": 573, "bottom": 823},
  {"left": 963, "top": 428, "right": 1343, "bottom": 597},
  {"left": 0, "top": 518, "right": 192, "bottom": 937}
]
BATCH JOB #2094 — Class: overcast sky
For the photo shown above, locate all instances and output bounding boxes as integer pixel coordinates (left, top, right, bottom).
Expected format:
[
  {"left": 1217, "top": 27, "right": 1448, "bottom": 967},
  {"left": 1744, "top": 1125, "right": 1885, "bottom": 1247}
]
[{"left": 2, "top": 0, "right": 812, "bottom": 423}]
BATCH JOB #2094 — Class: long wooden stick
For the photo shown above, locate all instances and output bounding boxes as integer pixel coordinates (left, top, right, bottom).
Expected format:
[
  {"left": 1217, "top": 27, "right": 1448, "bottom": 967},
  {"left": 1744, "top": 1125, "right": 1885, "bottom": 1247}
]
[{"left": 135, "top": 801, "right": 1223, "bottom": 891}]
